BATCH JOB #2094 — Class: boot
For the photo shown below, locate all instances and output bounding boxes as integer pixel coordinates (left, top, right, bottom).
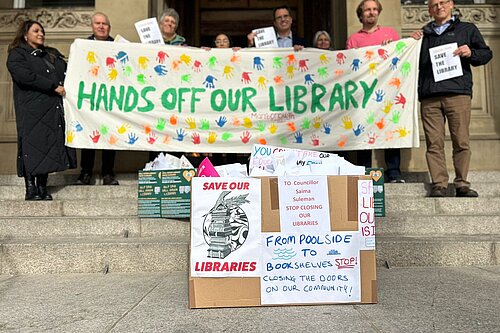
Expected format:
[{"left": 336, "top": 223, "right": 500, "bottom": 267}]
[
  {"left": 36, "top": 174, "right": 53, "bottom": 200},
  {"left": 24, "top": 175, "right": 41, "bottom": 201}
]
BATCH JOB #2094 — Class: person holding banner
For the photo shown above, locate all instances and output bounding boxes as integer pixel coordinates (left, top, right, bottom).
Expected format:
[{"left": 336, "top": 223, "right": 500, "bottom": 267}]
[
  {"left": 246, "top": 5, "right": 307, "bottom": 50},
  {"left": 160, "top": 8, "right": 185, "bottom": 45},
  {"left": 346, "top": 0, "right": 404, "bottom": 183},
  {"left": 6, "top": 20, "right": 77, "bottom": 200},
  {"left": 412, "top": 0, "right": 492, "bottom": 197},
  {"left": 313, "top": 30, "right": 333, "bottom": 51},
  {"left": 75, "top": 12, "right": 119, "bottom": 186}
]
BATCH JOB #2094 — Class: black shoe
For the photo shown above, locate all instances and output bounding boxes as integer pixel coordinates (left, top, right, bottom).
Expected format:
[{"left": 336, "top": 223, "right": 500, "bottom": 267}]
[
  {"left": 429, "top": 186, "right": 446, "bottom": 197},
  {"left": 389, "top": 178, "right": 405, "bottom": 183},
  {"left": 75, "top": 173, "right": 92, "bottom": 185},
  {"left": 456, "top": 187, "right": 479, "bottom": 198},
  {"left": 37, "top": 186, "right": 53, "bottom": 200},
  {"left": 25, "top": 176, "right": 42, "bottom": 201},
  {"left": 103, "top": 174, "right": 119, "bottom": 186}
]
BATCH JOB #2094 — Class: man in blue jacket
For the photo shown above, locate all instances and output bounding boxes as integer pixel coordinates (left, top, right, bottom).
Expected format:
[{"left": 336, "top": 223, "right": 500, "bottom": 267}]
[{"left": 415, "top": 0, "right": 492, "bottom": 197}]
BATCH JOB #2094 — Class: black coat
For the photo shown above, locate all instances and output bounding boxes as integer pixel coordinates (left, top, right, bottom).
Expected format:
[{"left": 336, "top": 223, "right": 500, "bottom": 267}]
[
  {"left": 6, "top": 43, "right": 77, "bottom": 177},
  {"left": 418, "top": 16, "right": 493, "bottom": 101}
]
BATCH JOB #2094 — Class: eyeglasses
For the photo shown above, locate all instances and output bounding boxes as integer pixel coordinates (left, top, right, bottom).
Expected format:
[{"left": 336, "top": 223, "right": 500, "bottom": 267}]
[
  {"left": 275, "top": 14, "right": 290, "bottom": 21},
  {"left": 430, "top": 0, "right": 451, "bottom": 10}
]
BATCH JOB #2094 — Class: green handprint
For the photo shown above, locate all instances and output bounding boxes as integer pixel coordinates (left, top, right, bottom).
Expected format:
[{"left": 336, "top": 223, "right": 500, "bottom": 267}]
[
  {"left": 395, "top": 41, "right": 407, "bottom": 55},
  {"left": 99, "top": 124, "right": 109, "bottom": 135},
  {"left": 200, "top": 119, "right": 210, "bottom": 130},
  {"left": 123, "top": 65, "right": 132, "bottom": 77},
  {"left": 156, "top": 118, "right": 166, "bottom": 131},
  {"left": 181, "top": 74, "right": 192, "bottom": 83},
  {"left": 390, "top": 110, "right": 401, "bottom": 124},
  {"left": 207, "top": 56, "right": 217, "bottom": 69},
  {"left": 401, "top": 61, "right": 411, "bottom": 77},
  {"left": 280, "top": 136, "right": 288, "bottom": 145},
  {"left": 257, "top": 121, "right": 266, "bottom": 132},
  {"left": 366, "top": 111, "right": 375, "bottom": 125},
  {"left": 318, "top": 67, "right": 328, "bottom": 78},
  {"left": 222, "top": 132, "right": 232, "bottom": 141},
  {"left": 301, "top": 118, "right": 311, "bottom": 129},
  {"left": 137, "top": 74, "right": 146, "bottom": 84},
  {"left": 273, "top": 57, "right": 283, "bottom": 69}
]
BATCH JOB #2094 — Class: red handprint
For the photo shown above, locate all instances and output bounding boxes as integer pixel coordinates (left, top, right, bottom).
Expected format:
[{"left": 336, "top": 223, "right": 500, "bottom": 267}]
[
  {"left": 240, "top": 130, "right": 251, "bottom": 144},
  {"left": 89, "top": 130, "right": 100, "bottom": 143},
  {"left": 106, "top": 57, "right": 116, "bottom": 68},
  {"left": 395, "top": 93, "right": 407, "bottom": 108},
  {"left": 286, "top": 54, "right": 296, "bottom": 65},
  {"left": 367, "top": 132, "right": 378, "bottom": 145},
  {"left": 192, "top": 132, "right": 200, "bottom": 144},
  {"left": 336, "top": 52, "right": 346, "bottom": 65},
  {"left": 147, "top": 133, "right": 157, "bottom": 144},
  {"left": 192, "top": 60, "right": 202, "bottom": 72},
  {"left": 311, "top": 134, "right": 320, "bottom": 146},
  {"left": 298, "top": 59, "right": 309, "bottom": 72},
  {"left": 241, "top": 72, "right": 252, "bottom": 84},
  {"left": 156, "top": 51, "right": 169, "bottom": 64},
  {"left": 378, "top": 48, "right": 389, "bottom": 60}
]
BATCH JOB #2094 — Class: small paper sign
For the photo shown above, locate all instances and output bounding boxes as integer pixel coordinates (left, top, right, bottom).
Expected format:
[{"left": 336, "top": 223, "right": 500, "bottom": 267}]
[
  {"left": 134, "top": 18, "right": 164, "bottom": 44},
  {"left": 429, "top": 42, "right": 463, "bottom": 82},
  {"left": 252, "top": 26, "right": 278, "bottom": 48}
]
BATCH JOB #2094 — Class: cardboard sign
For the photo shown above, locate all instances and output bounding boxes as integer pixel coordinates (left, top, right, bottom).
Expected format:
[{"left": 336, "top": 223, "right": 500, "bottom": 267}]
[
  {"left": 190, "top": 177, "right": 262, "bottom": 277},
  {"left": 366, "top": 168, "right": 385, "bottom": 217},
  {"left": 429, "top": 42, "right": 463, "bottom": 82},
  {"left": 358, "top": 179, "right": 375, "bottom": 250}
]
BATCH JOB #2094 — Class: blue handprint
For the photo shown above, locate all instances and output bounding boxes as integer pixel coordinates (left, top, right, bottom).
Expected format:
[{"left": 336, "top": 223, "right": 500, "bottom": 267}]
[
  {"left": 323, "top": 123, "right": 332, "bottom": 135},
  {"left": 115, "top": 51, "right": 129, "bottom": 64},
  {"left": 374, "top": 89, "right": 385, "bottom": 102},
  {"left": 351, "top": 58, "right": 361, "bottom": 71},
  {"left": 215, "top": 116, "right": 227, "bottom": 128},
  {"left": 304, "top": 74, "right": 315, "bottom": 85},
  {"left": 390, "top": 57, "right": 400, "bottom": 70},
  {"left": 175, "top": 128, "right": 187, "bottom": 141},
  {"left": 294, "top": 131, "right": 303, "bottom": 144},
  {"left": 154, "top": 64, "right": 168, "bottom": 76},
  {"left": 72, "top": 121, "right": 83, "bottom": 132},
  {"left": 126, "top": 133, "right": 139, "bottom": 145},
  {"left": 253, "top": 57, "right": 264, "bottom": 70},
  {"left": 353, "top": 124, "right": 365, "bottom": 137},
  {"left": 203, "top": 75, "right": 217, "bottom": 89}
]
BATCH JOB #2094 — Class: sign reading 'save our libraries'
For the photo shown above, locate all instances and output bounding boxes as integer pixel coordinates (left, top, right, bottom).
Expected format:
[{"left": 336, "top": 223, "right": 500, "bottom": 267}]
[{"left": 63, "top": 38, "right": 421, "bottom": 153}]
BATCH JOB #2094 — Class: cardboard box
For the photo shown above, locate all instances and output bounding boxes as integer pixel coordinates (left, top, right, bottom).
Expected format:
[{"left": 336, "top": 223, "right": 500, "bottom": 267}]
[
  {"left": 189, "top": 175, "right": 377, "bottom": 308},
  {"left": 138, "top": 169, "right": 195, "bottom": 218}
]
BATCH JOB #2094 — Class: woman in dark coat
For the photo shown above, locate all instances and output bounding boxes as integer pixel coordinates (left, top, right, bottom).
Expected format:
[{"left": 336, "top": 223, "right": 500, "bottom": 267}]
[{"left": 6, "top": 20, "right": 76, "bottom": 200}]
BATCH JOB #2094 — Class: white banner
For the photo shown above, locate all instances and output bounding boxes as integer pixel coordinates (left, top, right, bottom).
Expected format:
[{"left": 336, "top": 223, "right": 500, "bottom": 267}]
[{"left": 63, "top": 38, "right": 421, "bottom": 152}]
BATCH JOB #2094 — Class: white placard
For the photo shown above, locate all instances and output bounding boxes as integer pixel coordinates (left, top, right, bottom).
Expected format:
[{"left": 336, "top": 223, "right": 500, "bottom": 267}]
[
  {"left": 134, "top": 18, "right": 164, "bottom": 44},
  {"left": 358, "top": 179, "right": 375, "bottom": 250},
  {"left": 278, "top": 176, "right": 331, "bottom": 234},
  {"left": 252, "top": 26, "right": 278, "bottom": 48},
  {"left": 429, "top": 42, "right": 463, "bottom": 82},
  {"left": 190, "top": 177, "right": 262, "bottom": 277},
  {"left": 261, "top": 232, "right": 361, "bottom": 304}
]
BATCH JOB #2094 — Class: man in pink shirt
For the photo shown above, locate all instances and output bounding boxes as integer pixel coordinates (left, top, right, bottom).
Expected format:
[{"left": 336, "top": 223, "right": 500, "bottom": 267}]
[{"left": 346, "top": 0, "right": 404, "bottom": 183}]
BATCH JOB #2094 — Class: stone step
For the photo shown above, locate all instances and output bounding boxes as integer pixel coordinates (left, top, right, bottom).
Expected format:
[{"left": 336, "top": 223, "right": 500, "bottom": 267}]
[
  {"left": 386, "top": 196, "right": 500, "bottom": 215},
  {"left": 377, "top": 215, "right": 500, "bottom": 236},
  {"left": 0, "top": 237, "right": 188, "bottom": 275},
  {"left": 384, "top": 182, "right": 500, "bottom": 198},
  {"left": 376, "top": 235, "right": 500, "bottom": 267},
  {"left": 0, "top": 217, "right": 189, "bottom": 239}
]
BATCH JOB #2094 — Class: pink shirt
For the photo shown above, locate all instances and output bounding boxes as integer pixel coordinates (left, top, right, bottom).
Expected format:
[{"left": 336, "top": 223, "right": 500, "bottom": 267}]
[{"left": 346, "top": 26, "right": 400, "bottom": 49}]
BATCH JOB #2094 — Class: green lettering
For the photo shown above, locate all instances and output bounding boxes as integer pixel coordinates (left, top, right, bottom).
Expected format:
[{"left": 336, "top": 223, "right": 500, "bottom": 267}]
[
  {"left": 345, "top": 80, "right": 358, "bottom": 109},
  {"left": 96, "top": 84, "right": 109, "bottom": 111},
  {"left": 293, "top": 85, "right": 307, "bottom": 114},
  {"left": 177, "top": 88, "right": 190, "bottom": 113},
  {"left": 161, "top": 88, "right": 177, "bottom": 110},
  {"left": 191, "top": 88, "right": 205, "bottom": 113},
  {"left": 211, "top": 89, "right": 226, "bottom": 112},
  {"left": 269, "top": 86, "right": 284, "bottom": 112},
  {"left": 124, "top": 86, "right": 139, "bottom": 112},
  {"left": 109, "top": 85, "right": 124, "bottom": 111},
  {"left": 241, "top": 87, "right": 257, "bottom": 112},
  {"left": 329, "top": 83, "right": 345, "bottom": 111},
  {"left": 285, "top": 86, "right": 292, "bottom": 111},
  {"left": 138, "top": 86, "right": 156, "bottom": 112},
  {"left": 311, "top": 83, "right": 326, "bottom": 113},
  {"left": 360, "top": 79, "right": 378, "bottom": 108},
  {"left": 77, "top": 81, "right": 96, "bottom": 111},
  {"left": 227, "top": 89, "right": 242, "bottom": 111}
]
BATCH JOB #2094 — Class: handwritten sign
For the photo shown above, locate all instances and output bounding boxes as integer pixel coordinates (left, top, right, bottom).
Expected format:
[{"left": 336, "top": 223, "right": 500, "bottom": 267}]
[
  {"left": 429, "top": 42, "right": 463, "bottom": 82},
  {"left": 278, "top": 176, "right": 331, "bottom": 233},
  {"left": 190, "top": 177, "right": 262, "bottom": 277},
  {"left": 261, "top": 232, "right": 361, "bottom": 304},
  {"left": 252, "top": 26, "right": 278, "bottom": 48},
  {"left": 134, "top": 18, "right": 164, "bottom": 44},
  {"left": 358, "top": 179, "right": 375, "bottom": 250}
]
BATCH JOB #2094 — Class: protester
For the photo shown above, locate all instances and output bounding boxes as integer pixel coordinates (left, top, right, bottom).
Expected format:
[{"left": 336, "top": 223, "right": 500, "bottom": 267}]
[
  {"left": 76, "top": 12, "right": 119, "bottom": 186},
  {"left": 412, "top": 0, "right": 492, "bottom": 197},
  {"left": 247, "top": 5, "right": 307, "bottom": 50},
  {"left": 6, "top": 20, "right": 77, "bottom": 200},
  {"left": 313, "top": 30, "right": 333, "bottom": 50},
  {"left": 160, "top": 8, "right": 185, "bottom": 45},
  {"left": 346, "top": 0, "right": 404, "bottom": 183}
]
